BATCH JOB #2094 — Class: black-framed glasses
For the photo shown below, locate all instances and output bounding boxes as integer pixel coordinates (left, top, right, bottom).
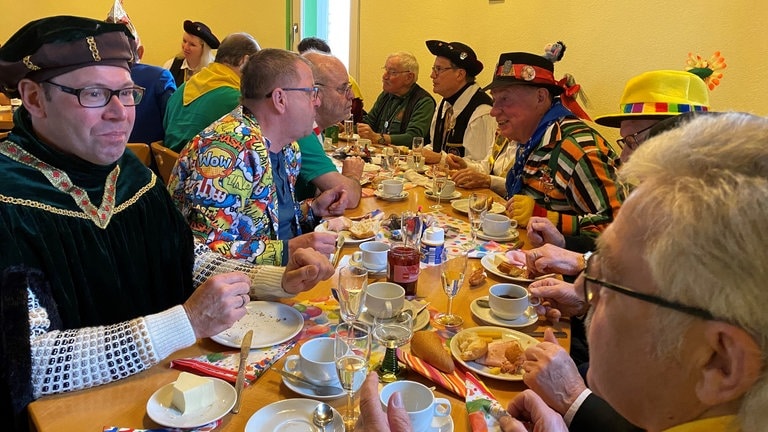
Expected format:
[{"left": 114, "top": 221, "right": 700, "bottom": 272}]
[
  {"left": 44, "top": 81, "right": 144, "bottom": 108},
  {"left": 616, "top": 123, "right": 655, "bottom": 150},
  {"left": 583, "top": 252, "right": 717, "bottom": 321},
  {"left": 431, "top": 66, "right": 457, "bottom": 75},
  {"left": 382, "top": 68, "right": 411, "bottom": 76},
  {"left": 265, "top": 86, "right": 320, "bottom": 100},
  {"left": 316, "top": 82, "right": 353, "bottom": 96}
]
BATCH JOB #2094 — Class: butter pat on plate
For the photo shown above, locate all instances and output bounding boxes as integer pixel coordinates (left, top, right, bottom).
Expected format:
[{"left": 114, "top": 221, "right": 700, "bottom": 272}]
[{"left": 172, "top": 372, "right": 215, "bottom": 414}]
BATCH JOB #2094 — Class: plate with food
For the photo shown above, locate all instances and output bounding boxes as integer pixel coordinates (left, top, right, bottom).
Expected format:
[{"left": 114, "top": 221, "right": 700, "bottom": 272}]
[
  {"left": 147, "top": 374, "right": 236, "bottom": 428},
  {"left": 315, "top": 215, "right": 380, "bottom": 243},
  {"left": 449, "top": 326, "right": 538, "bottom": 381},
  {"left": 450, "top": 198, "right": 506, "bottom": 215},
  {"left": 211, "top": 301, "right": 304, "bottom": 348},
  {"left": 481, "top": 251, "right": 532, "bottom": 283}
]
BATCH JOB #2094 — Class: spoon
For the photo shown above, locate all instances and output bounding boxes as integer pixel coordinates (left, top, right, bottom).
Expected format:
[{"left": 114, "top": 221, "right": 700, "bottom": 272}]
[
  {"left": 312, "top": 402, "right": 334, "bottom": 431},
  {"left": 271, "top": 368, "right": 344, "bottom": 397}
]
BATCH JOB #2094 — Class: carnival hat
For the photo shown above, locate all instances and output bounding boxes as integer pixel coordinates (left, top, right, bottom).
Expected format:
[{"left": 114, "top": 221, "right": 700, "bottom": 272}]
[
  {"left": 594, "top": 70, "right": 710, "bottom": 128},
  {"left": 0, "top": 15, "right": 136, "bottom": 97},
  {"left": 426, "top": 40, "right": 483, "bottom": 77},
  {"left": 183, "top": 20, "right": 220, "bottom": 49},
  {"left": 483, "top": 51, "right": 563, "bottom": 95}
]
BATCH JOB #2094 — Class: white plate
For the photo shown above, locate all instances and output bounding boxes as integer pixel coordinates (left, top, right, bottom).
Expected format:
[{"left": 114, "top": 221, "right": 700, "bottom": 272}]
[
  {"left": 449, "top": 326, "right": 539, "bottom": 381},
  {"left": 146, "top": 377, "right": 235, "bottom": 428},
  {"left": 211, "top": 301, "right": 304, "bottom": 348},
  {"left": 374, "top": 190, "right": 409, "bottom": 201},
  {"left": 431, "top": 414, "right": 454, "bottom": 431},
  {"left": 245, "top": 398, "right": 345, "bottom": 432},
  {"left": 359, "top": 299, "right": 430, "bottom": 331},
  {"left": 481, "top": 253, "right": 532, "bottom": 283},
  {"left": 280, "top": 365, "right": 345, "bottom": 400},
  {"left": 314, "top": 222, "right": 375, "bottom": 244},
  {"left": 476, "top": 228, "right": 520, "bottom": 242},
  {"left": 425, "top": 189, "right": 462, "bottom": 201},
  {"left": 450, "top": 198, "right": 505, "bottom": 215},
  {"left": 470, "top": 297, "right": 539, "bottom": 328}
]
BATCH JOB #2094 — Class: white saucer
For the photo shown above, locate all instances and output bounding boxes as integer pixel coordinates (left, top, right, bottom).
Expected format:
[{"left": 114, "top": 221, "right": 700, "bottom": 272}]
[
  {"left": 245, "top": 398, "right": 345, "bottom": 431},
  {"left": 431, "top": 413, "right": 454, "bottom": 431},
  {"left": 349, "top": 258, "right": 387, "bottom": 274},
  {"left": 146, "top": 377, "right": 236, "bottom": 428},
  {"left": 280, "top": 365, "right": 345, "bottom": 400},
  {"left": 470, "top": 296, "right": 539, "bottom": 328},
  {"left": 359, "top": 299, "right": 430, "bottom": 331},
  {"left": 425, "top": 189, "right": 462, "bottom": 201},
  {"left": 477, "top": 228, "right": 520, "bottom": 242},
  {"left": 375, "top": 190, "right": 409, "bottom": 201}
]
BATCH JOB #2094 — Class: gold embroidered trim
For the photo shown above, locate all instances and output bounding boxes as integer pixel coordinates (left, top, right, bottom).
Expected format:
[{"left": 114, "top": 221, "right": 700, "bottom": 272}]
[
  {"left": 86, "top": 36, "right": 101, "bottom": 61},
  {"left": 23, "top": 55, "right": 40, "bottom": 71}
]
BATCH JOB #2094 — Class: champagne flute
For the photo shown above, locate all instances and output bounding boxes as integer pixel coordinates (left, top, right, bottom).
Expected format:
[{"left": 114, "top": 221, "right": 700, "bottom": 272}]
[
  {"left": 412, "top": 137, "right": 424, "bottom": 171},
  {"left": 337, "top": 265, "right": 368, "bottom": 323},
  {"left": 468, "top": 192, "right": 492, "bottom": 247},
  {"left": 373, "top": 310, "right": 414, "bottom": 382},
  {"left": 335, "top": 322, "right": 372, "bottom": 429},
  {"left": 430, "top": 163, "right": 448, "bottom": 210},
  {"left": 435, "top": 248, "right": 469, "bottom": 328}
]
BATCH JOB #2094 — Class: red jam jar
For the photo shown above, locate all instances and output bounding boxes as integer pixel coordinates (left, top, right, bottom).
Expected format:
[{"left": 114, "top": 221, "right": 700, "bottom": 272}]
[{"left": 387, "top": 245, "right": 420, "bottom": 296}]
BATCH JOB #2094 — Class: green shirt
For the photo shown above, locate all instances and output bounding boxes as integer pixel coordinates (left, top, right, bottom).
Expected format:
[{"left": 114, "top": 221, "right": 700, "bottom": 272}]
[
  {"left": 363, "top": 84, "right": 436, "bottom": 147},
  {"left": 294, "top": 132, "right": 338, "bottom": 201}
]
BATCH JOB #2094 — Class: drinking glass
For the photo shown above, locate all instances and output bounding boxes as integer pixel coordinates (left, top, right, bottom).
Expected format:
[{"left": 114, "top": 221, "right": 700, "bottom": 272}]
[
  {"left": 468, "top": 192, "right": 492, "bottom": 247},
  {"left": 335, "top": 322, "right": 372, "bottom": 429},
  {"left": 400, "top": 211, "right": 423, "bottom": 248},
  {"left": 337, "top": 265, "right": 368, "bottom": 323},
  {"left": 343, "top": 118, "right": 355, "bottom": 138},
  {"left": 373, "top": 310, "right": 414, "bottom": 382},
  {"left": 384, "top": 147, "right": 400, "bottom": 176},
  {"left": 435, "top": 248, "right": 469, "bottom": 328},
  {"left": 412, "top": 137, "right": 424, "bottom": 170},
  {"left": 430, "top": 163, "right": 449, "bottom": 210}
]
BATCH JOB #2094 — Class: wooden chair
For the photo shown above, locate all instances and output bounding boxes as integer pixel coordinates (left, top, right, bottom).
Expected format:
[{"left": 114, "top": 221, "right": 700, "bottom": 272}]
[
  {"left": 150, "top": 141, "right": 179, "bottom": 185},
  {"left": 126, "top": 143, "right": 152, "bottom": 166},
  {"left": 0, "top": 131, "right": 9, "bottom": 140}
]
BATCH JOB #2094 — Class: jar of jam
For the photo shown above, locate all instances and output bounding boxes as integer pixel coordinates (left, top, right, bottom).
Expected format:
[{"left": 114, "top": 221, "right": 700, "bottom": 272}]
[{"left": 387, "top": 245, "right": 420, "bottom": 296}]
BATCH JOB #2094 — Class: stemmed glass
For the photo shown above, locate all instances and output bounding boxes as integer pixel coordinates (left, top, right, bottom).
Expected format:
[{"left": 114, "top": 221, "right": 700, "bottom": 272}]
[
  {"left": 373, "top": 310, "right": 414, "bottom": 382},
  {"left": 412, "top": 137, "right": 424, "bottom": 171},
  {"left": 430, "top": 163, "right": 449, "bottom": 210},
  {"left": 335, "top": 322, "right": 372, "bottom": 430},
  {"left": 468, "top": 192, "right": 492, "bottom": 247},
  {"left": 435, "top": 247, "right": 469, "bottom": 328},
  {"left": 337, "top": 265, "right": 368, "bottom": 323}
]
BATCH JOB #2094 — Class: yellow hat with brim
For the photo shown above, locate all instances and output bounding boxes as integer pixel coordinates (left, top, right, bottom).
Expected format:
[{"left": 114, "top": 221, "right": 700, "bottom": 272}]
[{"left": 594, "top": 70, "right": 710, "bottom": 128}]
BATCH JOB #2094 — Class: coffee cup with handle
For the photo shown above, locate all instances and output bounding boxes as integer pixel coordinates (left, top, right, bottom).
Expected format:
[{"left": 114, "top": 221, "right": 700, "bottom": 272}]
[
  {"left": 284, "top": 337, "right": 341, "bottom": 386},
  {"left": 488, "top": 283, "right": 540, "bottom": 321},
  {"left": 482, "top": 213, "right": 516, "bottom": 236},
  {"left": 377, "top": 178, "right": 404, "bottom": 197},
  {"left": 352, "top": 241, "right": 390, "bottom": 271},
  {"left": 380, "top": 380, "right": 452, "bottom": 432},
  {"left": 365, "top": 282, "right": 405, "bottom": 319},
  {"left": 438, "top": 180, "right": 455, "bottom": 198}
]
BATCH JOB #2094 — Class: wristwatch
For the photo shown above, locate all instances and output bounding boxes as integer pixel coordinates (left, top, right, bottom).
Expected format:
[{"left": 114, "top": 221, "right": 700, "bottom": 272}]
[{"left": 377, "top": 134, "right": 387, "bottom": 144}]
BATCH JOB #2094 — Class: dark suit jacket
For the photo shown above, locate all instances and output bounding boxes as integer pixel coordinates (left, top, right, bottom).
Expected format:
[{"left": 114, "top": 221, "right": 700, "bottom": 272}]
[{"left": 570, "top": 393, "right": 645, "bottom": 432}]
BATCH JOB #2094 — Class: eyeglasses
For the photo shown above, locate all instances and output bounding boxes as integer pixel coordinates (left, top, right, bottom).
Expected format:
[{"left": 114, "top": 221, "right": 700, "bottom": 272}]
[
  {"left": 317, "top": 82, "right": 353, "bottom": 96},
  {"left": 431, "top": 66, "right": 457, "bottom": 75},
  {"left": 382, "top": 68, "right": 411, "bottom": 76},
  {"left": 44, "top": 81, "right": 145, "bottom": 108},
  {"left": 265, "top": 86, "right": 320, "bottom": 100},
  {"left": 616, "top": 123, "right": 655, "bottom": 150},
  {"left": 583, "top": 252, "right": 717, "bottom": 321}
]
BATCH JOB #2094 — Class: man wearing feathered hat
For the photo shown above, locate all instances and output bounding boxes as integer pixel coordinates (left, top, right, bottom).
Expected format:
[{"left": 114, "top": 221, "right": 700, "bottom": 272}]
[
  {"left": 489, "top": 42, "right": 623, "bottom": 240},
  {"left": 420, "top": 40, "right": 496, "bottom": 171}
]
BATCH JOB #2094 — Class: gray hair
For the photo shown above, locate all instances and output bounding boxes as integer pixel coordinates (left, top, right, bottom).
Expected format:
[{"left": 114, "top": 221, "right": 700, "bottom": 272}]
[
  {"left": 240, "top": 48, "right": 311, "bottom": 100},
  {"left": 387, "top": 51, "right": 419, "bottom": 79},
  {"left": 618, "top": 111, "right": 768, "bottom": 431}
]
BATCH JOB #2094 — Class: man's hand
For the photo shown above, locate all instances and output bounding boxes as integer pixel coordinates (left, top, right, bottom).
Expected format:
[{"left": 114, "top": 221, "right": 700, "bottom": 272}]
[
  {"left": 528, "top": 278, "right": 589, "bottom": 319},
  {"left": 452, "top": 168, "right": 491, "bottom": 189},
  {"left": 505, "top": 194, "right": 535, "bottom": 227},
  {"left": 183, "top": 272, "right": 251, "bottom": 338},
  {"left": 355, "top": 372, "right": 412, "bottom": 432},
  {"left": 342, "top": 156, "right": 365, "bottom": 181},
  {"left": 526, "top": 244, "right": 584, "bottom": 276},
  {"left": 356, "top": 123, "right": 376, "bottom": 141},
  {"left": 499, "top": 390, "right": 569, "bottom": 432},
  {"left": 313, "top": 185, "right": 349, "bottom": 217},
  {"left": 445, "top": 154, "right": 467, "bottom": 170},
  {"left": 282, "top": 248, "right": 334, "bottom": 294},
  {"left": 288, "top": 232, "right": 337, "bottom": 255},
  {"left": 527, "top": 216, "right": 566, "bottom": 248},
  {"left": 522, "top": 329, "right": 588, "bottom": 415},
  {"left": 421, "top": 148, "right": 442, "bottom": 165}
]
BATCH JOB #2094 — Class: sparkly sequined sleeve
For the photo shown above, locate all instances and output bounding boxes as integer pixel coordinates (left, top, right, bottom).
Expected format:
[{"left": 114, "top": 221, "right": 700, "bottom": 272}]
[
  {"left": 192, "top": 242, "right": 289, "bottom": 299},
  {"left": 28, "top": 289, "right": 195, "bottom": 397}
]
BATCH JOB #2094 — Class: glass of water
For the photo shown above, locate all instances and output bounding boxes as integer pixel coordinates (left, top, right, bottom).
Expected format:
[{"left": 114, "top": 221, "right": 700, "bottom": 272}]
[
  {"left": 468, "top": 192, "right": 492, "bottom": 247},
  {"left": 412, "top": 137, "right": 424, "bottom": 170}
]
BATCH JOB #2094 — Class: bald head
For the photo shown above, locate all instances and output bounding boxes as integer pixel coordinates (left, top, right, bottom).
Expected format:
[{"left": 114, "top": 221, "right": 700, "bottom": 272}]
[
  {"left": 303, "top": 51, "right": 352, "bottom": 128},
  {"left": 214, "top": 32, "right": 260, "bottom": 67}
]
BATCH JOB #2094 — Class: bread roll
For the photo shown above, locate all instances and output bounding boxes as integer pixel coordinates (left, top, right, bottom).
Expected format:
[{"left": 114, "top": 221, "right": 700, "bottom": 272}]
[
  {"left": 410, "top": 331, "right": 455, "bottom": 373},
  {"left": 349, "top": 219, "right": 377, "bottom": 239}
]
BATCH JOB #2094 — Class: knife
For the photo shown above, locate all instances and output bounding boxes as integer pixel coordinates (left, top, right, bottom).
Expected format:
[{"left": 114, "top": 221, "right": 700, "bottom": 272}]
[
  {"left": 231, "top": 329, "right": 253, "bottom": 414},
  {"left": 525, "top": 330, "right": 568, "bottom": 339},
  {"left": 331, "top": 234, "right": 346, "bottom": 267}
]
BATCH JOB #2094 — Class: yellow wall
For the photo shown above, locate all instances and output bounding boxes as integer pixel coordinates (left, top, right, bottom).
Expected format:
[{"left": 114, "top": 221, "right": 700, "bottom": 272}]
[{"left": 2, "top": 0, "right": 767, "bottom": 141}]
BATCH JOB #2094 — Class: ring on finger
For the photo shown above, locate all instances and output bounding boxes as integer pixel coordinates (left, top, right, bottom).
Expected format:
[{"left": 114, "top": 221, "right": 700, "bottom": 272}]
[{"left": 240, "top": 294, "right": 248, "bottom": 308}]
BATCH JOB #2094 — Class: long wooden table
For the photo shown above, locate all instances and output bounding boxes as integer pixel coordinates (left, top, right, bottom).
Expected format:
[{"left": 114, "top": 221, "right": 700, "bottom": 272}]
[
  {"left": 0, "top": 109, "right": 13, "bottom": 130},
  {"left": 27, "top": 185, "right": 570, "bottom": 432}
]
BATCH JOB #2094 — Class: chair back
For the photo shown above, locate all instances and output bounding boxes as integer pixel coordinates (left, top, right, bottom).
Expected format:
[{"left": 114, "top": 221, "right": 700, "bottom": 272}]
[
  {"left": 0, "top": 131, "right": 9, "bottom": 140},
  {"left": 150, "top": 141, "right": 179, "bottom": 185},
  {"left": 126, "top": 143, "right": 152, "bottom": 166}
]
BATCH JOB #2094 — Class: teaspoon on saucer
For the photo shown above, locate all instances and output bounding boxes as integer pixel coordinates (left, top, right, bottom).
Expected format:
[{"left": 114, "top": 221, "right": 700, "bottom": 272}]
[{"left": 272, "top": 368, "right": 344, "bottom": 397}]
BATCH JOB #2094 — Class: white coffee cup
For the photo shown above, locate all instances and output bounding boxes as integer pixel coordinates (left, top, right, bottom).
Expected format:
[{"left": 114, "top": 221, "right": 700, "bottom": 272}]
[
  {"left": 438, "top": 180, "right": 455, "bottom": 197},
  {"left": 488, "top": 283, "right": 540, "bottom": 321},
  {"left": 365, "top": 282, "right": 405, "bottom": 319},
  {"left": 352, "top": 241, "right": 390, "bottom": 271},
  {"left": 378, "top": 178, "right": 404, "bottom": 197},
  {"left": 483, "top": 213, "right": 516, "bottom": 236},
  {"left": 284, "top": 337, "right": 340, "bottom": 386},
  {"left": 380, "top": 380, "right": 452, "bottom": 432}
]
